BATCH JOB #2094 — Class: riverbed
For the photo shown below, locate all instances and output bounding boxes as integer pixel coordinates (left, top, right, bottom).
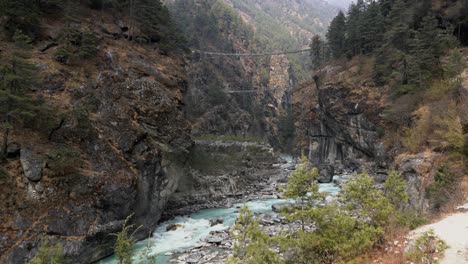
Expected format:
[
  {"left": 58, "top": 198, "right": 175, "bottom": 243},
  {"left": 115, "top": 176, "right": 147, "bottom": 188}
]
[{"left": 101, "top": 181, "right": 341, "bottom": 264}]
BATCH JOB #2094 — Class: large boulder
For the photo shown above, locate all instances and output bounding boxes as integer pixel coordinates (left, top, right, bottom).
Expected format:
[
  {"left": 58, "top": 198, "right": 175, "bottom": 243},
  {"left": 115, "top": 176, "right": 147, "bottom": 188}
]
[
  {"left": 317, "top": 164, "right": 334, "bottom": 183},
  {"left": 20, "top": 149, "right": 43, "bottom": 182}
]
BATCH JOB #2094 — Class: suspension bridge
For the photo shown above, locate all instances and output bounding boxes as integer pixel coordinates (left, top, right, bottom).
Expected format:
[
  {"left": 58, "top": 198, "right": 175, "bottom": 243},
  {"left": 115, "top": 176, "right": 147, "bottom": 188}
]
[{"left": 192, "top": 47, "right": 312, "bottom": 93}]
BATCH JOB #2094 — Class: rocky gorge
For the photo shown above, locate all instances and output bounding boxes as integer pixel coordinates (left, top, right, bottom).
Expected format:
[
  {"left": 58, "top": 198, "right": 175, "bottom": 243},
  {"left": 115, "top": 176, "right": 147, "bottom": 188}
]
[{"left": 1, "top": 0, "right": 467, "bottom": 263}]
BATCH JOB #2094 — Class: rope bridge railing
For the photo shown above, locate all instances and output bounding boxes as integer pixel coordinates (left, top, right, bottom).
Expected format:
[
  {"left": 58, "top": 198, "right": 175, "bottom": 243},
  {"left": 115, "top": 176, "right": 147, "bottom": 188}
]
[{"left": 192, "top": 48, "right": 312, "bottom": 57}]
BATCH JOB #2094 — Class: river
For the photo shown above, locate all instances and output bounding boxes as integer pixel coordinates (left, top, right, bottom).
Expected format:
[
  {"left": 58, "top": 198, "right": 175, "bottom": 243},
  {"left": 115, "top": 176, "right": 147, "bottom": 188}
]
[{"left": 100, "top": 181, "right": 340, "bottom": 264}]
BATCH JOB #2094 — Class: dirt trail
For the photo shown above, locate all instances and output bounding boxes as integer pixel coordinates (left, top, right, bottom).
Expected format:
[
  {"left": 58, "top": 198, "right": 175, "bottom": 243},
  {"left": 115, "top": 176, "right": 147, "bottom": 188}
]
[{"left": 409, "top": 204, "right": 468, "bottom": 264}]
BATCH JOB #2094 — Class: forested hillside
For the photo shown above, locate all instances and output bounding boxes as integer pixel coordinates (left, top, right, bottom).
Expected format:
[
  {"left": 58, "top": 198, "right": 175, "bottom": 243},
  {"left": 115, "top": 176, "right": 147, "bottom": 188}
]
[
  {"left": 226, "top": 0, "right": 338, "bottom": 79},
  {"left": 296, "top": 0, "right": 468, "bottom": 215}
]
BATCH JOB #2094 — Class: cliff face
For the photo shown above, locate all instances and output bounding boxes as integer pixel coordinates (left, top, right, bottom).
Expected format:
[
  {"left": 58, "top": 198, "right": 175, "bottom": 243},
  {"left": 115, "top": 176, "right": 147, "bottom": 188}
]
[
  {"left": 294, "top": 51, "right": 468, "bottom": 211},
  {"left": 0, "top": 7, "right": 191, "bottom": 264},
  {"left": 294, "top": 60, "right": 389, "bottom": 170}
]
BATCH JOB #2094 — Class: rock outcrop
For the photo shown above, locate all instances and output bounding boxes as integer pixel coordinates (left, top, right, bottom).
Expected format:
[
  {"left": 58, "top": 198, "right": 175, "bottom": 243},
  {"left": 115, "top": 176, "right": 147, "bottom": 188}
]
[
  {"left": 293, "top": 64, "right": 389, "bottom": 171},
  {"left": 0, "top": 9, "right": 192, "bottom": 264}
]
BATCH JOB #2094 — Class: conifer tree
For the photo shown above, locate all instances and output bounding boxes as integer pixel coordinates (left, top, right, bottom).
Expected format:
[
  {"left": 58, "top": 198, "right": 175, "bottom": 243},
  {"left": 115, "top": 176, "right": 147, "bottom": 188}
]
[
  {"left": 310, "top": 35, "right": 324, "bottom": 70},
  {"left": 0, "top": 0, "right": 41, "bottom": 37},
  {"left": 407, "top": 14, "right": 456, "bottom": 87},
  {"left": 361, "top": 1, "right": 385, "bottom": 53},
  {"left": 134, "top": 0, "right": 170, "bottom": 41},
  {"left": 346, "top": 2, "right": 363, "bottom": 56},
  {"left": 283, "top": 156, "right": 324, "bottom": 231},
  {"left": 0, "top": 31, "right": 45, "bottom": 156},
  {"left": 384, "top": 0, "right": 411, "bottom": 53},
  {"left": 228, "top": 205, "right": 284, "bottom": 264},
  {"left": 55, "top": 0, "right": 82, "bottom": 63},
  {"left": 326, "top": 11, "right": 346, "bottom": 59}
]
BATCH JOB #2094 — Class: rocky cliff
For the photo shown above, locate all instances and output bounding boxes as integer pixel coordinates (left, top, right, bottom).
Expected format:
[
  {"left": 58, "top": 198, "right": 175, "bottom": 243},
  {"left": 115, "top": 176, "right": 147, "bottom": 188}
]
[
  {"left": 293, "top": 52, "right": 468, "bottom": 212},
  {"left": 293, "top": 59, "right": 389, "bottom": 171},
  {"left": 0, "top": 7, "right": 191, "bottom": 264}
]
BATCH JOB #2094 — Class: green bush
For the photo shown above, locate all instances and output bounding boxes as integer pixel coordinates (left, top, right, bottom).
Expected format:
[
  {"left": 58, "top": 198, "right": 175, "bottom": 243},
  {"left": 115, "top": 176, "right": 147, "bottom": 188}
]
[
  {"left": 29, "top": 238, "right": 63, "bottom": 264},
  {"left": 398, "top": 211, "right": 429, "bottom": 230},
  {"left": 406, "top": 230, "right": 448, "bottom": 264},
  {"left": 0, "top": 0, "right": 41, "bottom": 38},
  {"left": 228, "top": 205, "right": 283, "bottom": 264},
  {"left": 113, "top": 214, "right": 141, "bottom": 264},
  {"left": 425, "top": 165, "right": 457, "bottom": 210},
  {"left": 78, "top": 31, "right": 99, "bottom": 59},
  {"left": 47, "top": 146, "right": 82, "bottom": 177}
]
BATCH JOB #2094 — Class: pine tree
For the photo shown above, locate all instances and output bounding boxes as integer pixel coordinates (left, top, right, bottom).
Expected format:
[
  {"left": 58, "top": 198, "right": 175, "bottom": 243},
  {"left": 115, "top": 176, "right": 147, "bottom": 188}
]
[
  {"left": 384, "top": 0, "right": 411, "bottom": 53},
  {"left": 326, "top": 11, "right": 346, "bottom": 59},
  {"left": 0, "top": 31, "right": 46, "bottom": 157},
  {"left": 407, "top": 14, "right": 450, "bottom": 87},
  {"left": 310, "top": 35, "right": 324, "bottom": 70},
  {"left": 346, "top": 2, "right": 363, "bottom": 56},
  {"left": 380, "top": 0, "right": 395, "bottom": 17},
  {"left": 361, "top": 1, "right": 385, "bottom": 53},
  {"left": 374, "top": 0, "right": 411, "bottom": 86},
  {"left": 339, "top": 171, "right": 395, "bottom": 227},
  {"left": 55, "top": 0, "right": 82, "bottom": 64},
  {"left": 383, "top": 170, "right": 408, "bottom": 209},
  {"left": 283, "top": 156, "right": 324, "bottom": 231},
  {"left": 228, "top": 205, "right": 284, "bottom": 264},
  {"left": 0, "top": 0, "right": 41, "bottom": 37},
  {"left": 134, "top": 0, "right": 171, "bottom": 42}
]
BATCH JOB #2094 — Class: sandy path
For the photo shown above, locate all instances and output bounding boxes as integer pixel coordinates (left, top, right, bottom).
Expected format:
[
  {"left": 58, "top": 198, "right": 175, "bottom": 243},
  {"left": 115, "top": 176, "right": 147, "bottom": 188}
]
[{"left": 409, "top": 204, "right": 468, "bottom": 264}]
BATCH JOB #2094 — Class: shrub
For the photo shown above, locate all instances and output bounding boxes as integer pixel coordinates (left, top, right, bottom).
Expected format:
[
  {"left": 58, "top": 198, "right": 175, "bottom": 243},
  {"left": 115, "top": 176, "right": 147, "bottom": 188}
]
[
  {"left": 113, "top": 214, "right": 141, "bottom": 264},
  {"left": 425, "top": 165, "right": 458, "bottom": 210},
  {"left": 78, "top": 31, "right": 99, "bottom": 59},
  {"left": 406, "top": 230, "right": 448, "bottom": 264},
  {"left": 402, "top": 107, "right": 431, "bottom": 153},
  {"left": 398, "top": 211, "right": 429, "bottom": 230},
  {"left": 29, "top": 238, "right": 63, "bottom": 264},
  {"left": 47, "top": 146, "right": 82, "bottom": 177},
  {"left": 383, "top": 170, "right": 408, "bottom": 209},
  {"left": 339, "top": 171, "right": 395, "bottom": 228},
  {"left": 228, "top": 205, "right": 283, "bottom": 264}
]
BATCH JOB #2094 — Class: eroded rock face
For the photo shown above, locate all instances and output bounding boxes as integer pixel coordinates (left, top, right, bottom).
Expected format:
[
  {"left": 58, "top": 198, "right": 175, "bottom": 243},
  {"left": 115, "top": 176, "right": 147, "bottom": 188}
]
[
  {"left": 1, "top": 32, "right": 192, "bottom": 264},
  {"left": 396, "top": 152, "right": 439, "bottom": 213},
  {"left": 293, "top": 69, "right": 389, "bottom": 171}
]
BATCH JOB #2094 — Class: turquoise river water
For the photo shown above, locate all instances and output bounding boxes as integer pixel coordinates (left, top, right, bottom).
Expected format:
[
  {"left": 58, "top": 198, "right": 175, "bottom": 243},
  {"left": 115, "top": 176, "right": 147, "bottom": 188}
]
[{"left": 101, "top": 182, "right": 340, "bottom": 264}]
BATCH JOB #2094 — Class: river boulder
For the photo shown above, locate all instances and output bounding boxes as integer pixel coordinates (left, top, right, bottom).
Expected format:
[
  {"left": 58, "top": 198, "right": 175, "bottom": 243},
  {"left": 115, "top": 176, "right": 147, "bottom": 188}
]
[{"left": 209, "top": 218, "right": 224, "bottom": 227}]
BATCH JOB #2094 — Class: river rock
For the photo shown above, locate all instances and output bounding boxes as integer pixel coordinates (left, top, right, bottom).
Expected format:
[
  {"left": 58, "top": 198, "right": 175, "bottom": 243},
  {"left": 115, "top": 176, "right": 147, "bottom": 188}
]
[
  {"left": 20, "top": 149, "right": 43, "bottom": 182},
  {"left": 272, "top": 203, "right": 291, "bottom": 213},
  {"left": 209, "top": 218, "right": 224, "bottom": 226},
  {"left": 186, "top": 252, "right": 202, "bottom": 263},
  {"left": 317, "top": 164, "right": 334, "bottom": 183},
  {"left": 166, "top": 224, "right": 183, "bottom": 232},
  {"left": 206, "top": 235, "right": 223, "bottom": 244}
]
